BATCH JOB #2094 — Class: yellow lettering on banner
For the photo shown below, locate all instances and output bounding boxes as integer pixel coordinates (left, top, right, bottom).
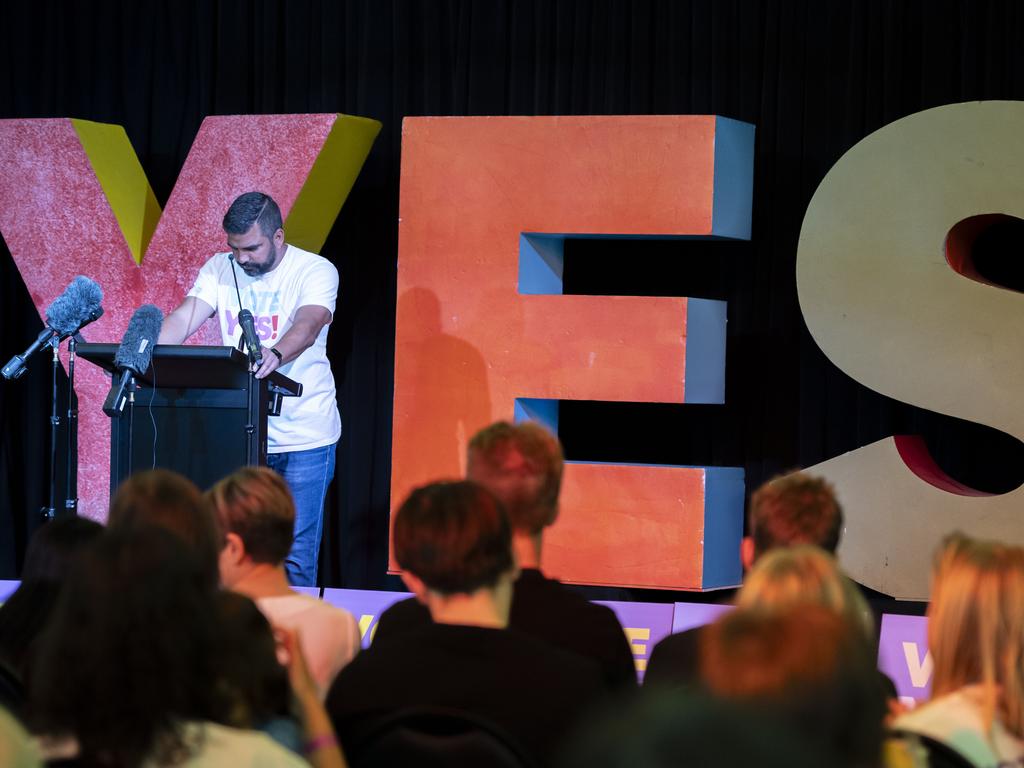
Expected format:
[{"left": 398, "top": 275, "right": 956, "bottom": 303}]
[
  {"left": 625, "top": 627, "right": 651, "bottom": 658},
  {"left": 358, "top": 614, "right": 375, "bottom": 640}
]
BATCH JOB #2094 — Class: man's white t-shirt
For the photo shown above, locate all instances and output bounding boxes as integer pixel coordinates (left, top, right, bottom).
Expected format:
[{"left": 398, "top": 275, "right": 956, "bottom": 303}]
[
  {"left": 256, "top": 593, "right": 361, "bottom": 699},
  {"left": 187, "top": 244, "right": 341, "bottom": 453}
]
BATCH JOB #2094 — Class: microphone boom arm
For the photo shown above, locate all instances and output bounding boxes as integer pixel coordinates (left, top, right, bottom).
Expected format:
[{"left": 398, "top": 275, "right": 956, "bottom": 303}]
[{"left": 2, "top": 326, "right": 59, "bottom": 380}]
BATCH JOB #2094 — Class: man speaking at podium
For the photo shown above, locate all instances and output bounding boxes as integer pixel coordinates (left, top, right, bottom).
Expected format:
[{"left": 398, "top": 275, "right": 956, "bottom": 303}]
[{"left": 158, "top": 191, "right": 340, "bottom": 586}]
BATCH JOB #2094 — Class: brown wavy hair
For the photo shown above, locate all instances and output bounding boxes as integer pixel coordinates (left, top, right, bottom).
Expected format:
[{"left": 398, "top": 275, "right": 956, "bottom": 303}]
[
  {"left": 748, "top": 472, "right": 843, "bottom": 555},
  {"left": 206, "top": 466, "right": 295, "bottom": 565},
  {"left": 466, "top": 421, "right": 563, "bottom": 535}
]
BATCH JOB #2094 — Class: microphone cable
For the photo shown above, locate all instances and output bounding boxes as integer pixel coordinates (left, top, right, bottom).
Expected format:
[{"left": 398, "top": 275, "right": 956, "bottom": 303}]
[
  {"left": 148, "top": 359, "right": 158, "bottom": 470},
  {"left": 229, "top": 254, "right": 262, "bottom": 362},
  {"left": 229, "top": 253, "right": 246, "bottom": 310}
]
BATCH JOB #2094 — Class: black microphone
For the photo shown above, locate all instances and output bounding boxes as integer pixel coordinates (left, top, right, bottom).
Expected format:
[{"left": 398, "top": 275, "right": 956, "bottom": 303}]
[
  {"left": 3, "top": 276, "right": 104, "bottom": 380},
  {"left": 237, "top": 309, "right": 263, "bottom": 366},
  {"left": 227, "top": 254, "right": 263, "bottom": 366},
  {"left": 103, "top": 304, "right": 164, "bottom": 418}
]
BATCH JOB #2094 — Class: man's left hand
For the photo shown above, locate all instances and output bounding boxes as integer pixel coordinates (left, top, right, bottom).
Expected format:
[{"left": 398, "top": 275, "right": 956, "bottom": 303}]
[{"left": 251, "top": 350, "right": 280, "bottom": 379}]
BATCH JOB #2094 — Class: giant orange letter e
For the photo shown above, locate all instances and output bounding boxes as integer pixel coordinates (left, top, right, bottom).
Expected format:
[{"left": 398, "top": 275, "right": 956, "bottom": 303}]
[{"left": 393, "top": 116, "right": 754, "bottom": 590}]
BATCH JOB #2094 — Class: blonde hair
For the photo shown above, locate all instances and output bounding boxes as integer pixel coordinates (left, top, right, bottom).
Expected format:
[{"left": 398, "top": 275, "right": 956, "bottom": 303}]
[
  {"left": 927, "top": 532, "right": 1024, "bottom": 737},
  {"left": 736, "top": 545, "right": 874, "bottom": 641}
]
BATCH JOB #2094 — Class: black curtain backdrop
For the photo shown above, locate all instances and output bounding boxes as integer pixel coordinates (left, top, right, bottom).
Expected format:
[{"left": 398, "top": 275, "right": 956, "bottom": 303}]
[{"left": 2, "top": 1, "right": 1024, "bottom": 601}]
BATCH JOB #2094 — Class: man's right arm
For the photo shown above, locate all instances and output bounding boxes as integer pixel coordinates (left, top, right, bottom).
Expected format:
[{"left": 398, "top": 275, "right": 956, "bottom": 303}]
[{"left": 157, "top": 296, "right": 215, "bottom": 344}]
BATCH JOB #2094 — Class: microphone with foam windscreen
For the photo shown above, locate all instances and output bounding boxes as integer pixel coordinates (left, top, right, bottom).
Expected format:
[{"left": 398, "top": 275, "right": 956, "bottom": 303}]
[
  {"left": 102, "top": 304, "right": 163, "bottom": 418},
  {"left": 3, "top": 276, "right": 104, "bottom": 380}
]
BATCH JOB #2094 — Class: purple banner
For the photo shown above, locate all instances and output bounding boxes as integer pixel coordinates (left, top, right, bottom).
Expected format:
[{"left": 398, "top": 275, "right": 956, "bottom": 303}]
[
  {"left": 671, "top": 601, "right": 733, "bottom": 633},
  {"left": 0, "top": 580, "right": 19, "bottom": 602},
  {"left": 322, "top": 588, "right": 412, "bottom": 648},
  {"left": 292, "top": 586, "right": 321, "bottom": 599},
  {"left": 877, "top": 613, "right": 931, "bottom": 703},
  {"left": 595, "top": 600, "right": 675, "bottom": 681}
]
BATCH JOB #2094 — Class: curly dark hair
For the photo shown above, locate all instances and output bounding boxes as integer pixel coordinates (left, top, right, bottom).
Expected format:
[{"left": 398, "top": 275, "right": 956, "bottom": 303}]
[{"left": 30, "top": 527, "right": 225, "bottom": 767}]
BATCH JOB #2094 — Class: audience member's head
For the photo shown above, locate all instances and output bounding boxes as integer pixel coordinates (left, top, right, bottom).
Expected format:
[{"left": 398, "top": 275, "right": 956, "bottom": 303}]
[
  {"left": 214, "top": 590, "right": 291, "bottom": 730},
  {"left": 927, "top": 532, "right": 1024, "bottom": 737},
  {"left": 0, "top": 517, "right": 104, "bottom": 682},
  {"left": 559, "top": 688, "right": 826, "bottom": 768},
  {"left": 108, "top": 469, "right": 222, "bottom": 589},
  {"left": 466, "top": 421, "right": 564, "bottom": 535},
  {"left": 31, "top": 526, "right": 225, "bottom": 766},
  {"left": 393, "top": 480, "right": 514, "bottom": 602},
  {"left": 743, "top": 472, "right": 843, "bottom": 568},
  {"left": 699, "top": 606, "right": 885, "bottom": 768},
  {"left": 736, "top": 545, "right": 873, "bottom": 641},
  {"left": 19, "top": 516, "right": 104, "bottom": 584},
  {"left": 206, "top": 467, "right": 295, "bottom": 587}
]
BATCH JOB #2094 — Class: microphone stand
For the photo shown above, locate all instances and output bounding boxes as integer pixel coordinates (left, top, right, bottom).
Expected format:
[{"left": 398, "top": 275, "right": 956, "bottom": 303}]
[
  {"left": 64, "top": 334, "right": 80, "bottom": 516},
  {"left": 126, "top": 383, "right": 136, "bottom": 478},
  {"left": 244, "top": 346, "right": 256, "bottom": 466},
  {"left": 42, "top": 337, "right": 60, "bottom": 521},
  {"left": 230, "top": 256, "right": 258, "bottom": 465}
]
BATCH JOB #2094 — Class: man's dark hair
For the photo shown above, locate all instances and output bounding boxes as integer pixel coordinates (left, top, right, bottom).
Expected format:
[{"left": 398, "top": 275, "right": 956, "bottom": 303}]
[
  {"left": 466, "top": 421, "right": 564, "bottom": 535},
  {"left": 393, "top": 480, "right": 513, "bottom": 595},
  {"left": 222, "top": 191, "right": 283, "bottom": 238},
  {"left": 748, "top": 472, "right": 843, "bottom": 555},
  {"left": 108, "top": 469, "right": 223, "bottom": 590},
  {"left": 206, "top": 467, "right": 295, "bottom": 565}
]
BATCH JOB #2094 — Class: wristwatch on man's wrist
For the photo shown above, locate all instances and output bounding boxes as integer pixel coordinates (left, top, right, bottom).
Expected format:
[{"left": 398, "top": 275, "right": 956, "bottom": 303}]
[{"left": 269, "top": 347, "right": 283, "bottom": 362}]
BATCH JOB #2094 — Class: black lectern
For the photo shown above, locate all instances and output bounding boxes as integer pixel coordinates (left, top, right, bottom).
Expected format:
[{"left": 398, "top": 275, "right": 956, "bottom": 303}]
[{"left": 78, "top": 344, "right": 302, "bottom": 492}]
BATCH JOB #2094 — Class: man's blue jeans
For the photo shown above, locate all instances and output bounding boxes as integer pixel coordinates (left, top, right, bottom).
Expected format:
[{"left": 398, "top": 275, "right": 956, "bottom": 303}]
[{"left": 266, "top": 442, "right": 336, "bottom": 586}]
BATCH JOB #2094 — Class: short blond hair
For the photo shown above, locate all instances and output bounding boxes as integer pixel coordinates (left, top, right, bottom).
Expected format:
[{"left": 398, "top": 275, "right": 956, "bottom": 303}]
[
  {"left": 927, "top": 533, "right": 1024, "bottom": 737},
  {"left": 736, "top": 545, "right": 873, "bottom": 641}
]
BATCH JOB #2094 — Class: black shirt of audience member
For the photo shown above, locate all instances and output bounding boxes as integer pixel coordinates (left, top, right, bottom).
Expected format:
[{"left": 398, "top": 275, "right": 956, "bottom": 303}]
[
  {"left": 373, "top": 568, "right": 638, "bottom": 692},
  {"left": 326, "top": 621, "right": 607, "bottom": 766},
  {"left": 643, "top": 625, "right": 703, "bottom": 688}
]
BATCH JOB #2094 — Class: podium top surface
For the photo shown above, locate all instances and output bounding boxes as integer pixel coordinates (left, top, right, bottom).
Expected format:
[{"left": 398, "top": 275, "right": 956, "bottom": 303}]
[{"left": 76, "top": 344, "right": 302, "bottom": 396}]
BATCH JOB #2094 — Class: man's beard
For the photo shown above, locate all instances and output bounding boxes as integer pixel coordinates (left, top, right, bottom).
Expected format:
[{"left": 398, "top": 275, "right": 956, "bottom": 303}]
[{"left": 241, "top": 248, "right": 278, "bottom": 276}]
